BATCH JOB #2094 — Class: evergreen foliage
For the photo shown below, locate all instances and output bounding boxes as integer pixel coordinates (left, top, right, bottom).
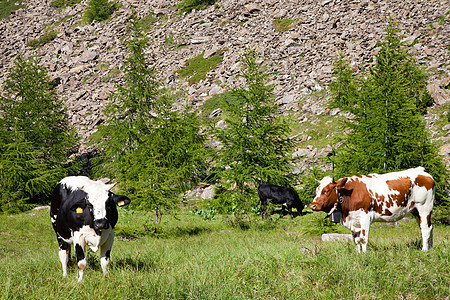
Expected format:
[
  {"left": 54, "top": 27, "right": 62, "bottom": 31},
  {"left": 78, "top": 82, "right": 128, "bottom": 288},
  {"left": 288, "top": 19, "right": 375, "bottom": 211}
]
[
  {"left": 91, "top": 15, "right": 208, "bottom": 231},
  {"left": 214, "top": 48, "right": 296, "bottom": 213},
  {"left": 0, "top": 55, "right": 78, "bottom": 212},
  {"left": 91, "top": 15, "right": 160, "bottom": 177},
  {"left": 329, "top": 21, "right": 448, "bottom": 207},
  {"left": 328, "top": 53, "right": 358, "bottom": 109}
]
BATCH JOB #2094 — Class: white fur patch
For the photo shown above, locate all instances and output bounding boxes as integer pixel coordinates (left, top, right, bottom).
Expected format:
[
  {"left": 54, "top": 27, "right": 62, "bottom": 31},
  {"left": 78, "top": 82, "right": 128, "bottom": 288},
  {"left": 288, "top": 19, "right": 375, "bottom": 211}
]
[{"left": 60, "top": 176, "right": 114, "bottom": 220}]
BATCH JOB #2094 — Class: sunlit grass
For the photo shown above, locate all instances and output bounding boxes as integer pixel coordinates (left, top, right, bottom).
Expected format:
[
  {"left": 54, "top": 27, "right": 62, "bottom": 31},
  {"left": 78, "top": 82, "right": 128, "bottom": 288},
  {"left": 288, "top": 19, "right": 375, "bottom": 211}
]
[{"left": 1, "top": 208, "right": 449, "bottom": 298}]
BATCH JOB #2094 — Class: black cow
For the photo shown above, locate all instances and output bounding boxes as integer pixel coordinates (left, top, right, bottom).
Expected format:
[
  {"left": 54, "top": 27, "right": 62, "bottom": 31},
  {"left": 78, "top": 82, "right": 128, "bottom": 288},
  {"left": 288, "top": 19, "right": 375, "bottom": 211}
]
[
  {"left": 258, "top": 184, "right": 304, "bottom": 219},
  {"left": 50, "top": 176, "right": 130, "bottom": 281}
]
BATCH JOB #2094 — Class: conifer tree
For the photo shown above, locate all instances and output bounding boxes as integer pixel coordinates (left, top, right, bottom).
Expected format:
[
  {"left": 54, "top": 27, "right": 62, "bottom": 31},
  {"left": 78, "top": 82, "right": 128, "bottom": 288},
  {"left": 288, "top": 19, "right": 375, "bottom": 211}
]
[
  {"left": 215, "top": 48, "right": 296, "bottom": 211},
  {"left": 92, "top": 14, "right": 208, "bottom": 230},
  {"left": 330, "top": 21, "right": 447, "bottom": 204},
  {"left": 92, "top": 14, "right": 161, "bottom": 177},
  {"left": 0, "top": 55, "right": 77, "bottom": 212}
]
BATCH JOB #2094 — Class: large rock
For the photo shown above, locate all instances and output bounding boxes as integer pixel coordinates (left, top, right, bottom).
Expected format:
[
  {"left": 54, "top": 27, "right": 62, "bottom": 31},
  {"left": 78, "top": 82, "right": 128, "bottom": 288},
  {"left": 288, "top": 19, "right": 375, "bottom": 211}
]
[{"left": 322, "top": 233, "right": 353, "bottom": 242}]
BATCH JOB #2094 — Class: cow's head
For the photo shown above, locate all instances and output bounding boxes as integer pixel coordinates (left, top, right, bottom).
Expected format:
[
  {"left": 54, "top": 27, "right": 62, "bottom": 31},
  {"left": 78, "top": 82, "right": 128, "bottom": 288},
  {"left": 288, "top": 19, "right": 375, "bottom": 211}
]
[
  {"left": 63, "top": 177, "right": 131, "bottom": 231},
  {"left": 80, "top": 180, "right": 131, "bottom": 230},
  {"left": 310, "top": 176, "right": 347, "bottom": 213}
]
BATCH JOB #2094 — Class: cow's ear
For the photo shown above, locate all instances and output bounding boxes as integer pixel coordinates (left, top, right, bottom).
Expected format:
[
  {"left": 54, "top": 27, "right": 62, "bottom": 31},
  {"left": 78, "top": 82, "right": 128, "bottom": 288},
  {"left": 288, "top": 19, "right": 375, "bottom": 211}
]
[
  {"left": 335, "top": 177, "right": 348, "bottom": 189},
  {"left": 113, "top": 195, "right": 131, "bottom": 207}
]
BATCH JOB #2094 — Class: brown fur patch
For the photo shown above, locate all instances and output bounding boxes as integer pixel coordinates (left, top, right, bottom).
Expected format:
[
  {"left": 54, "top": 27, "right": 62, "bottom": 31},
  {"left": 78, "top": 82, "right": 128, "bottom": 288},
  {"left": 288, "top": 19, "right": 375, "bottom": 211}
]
[
  {"left": 427, "top": 213, "right": 432, "bottom": 227},
  {"left": 386, "top": 178, "right": 412, "bottom": 207},
  {"left": 415, "top": 175, "right": 435, "bottom": 191}
]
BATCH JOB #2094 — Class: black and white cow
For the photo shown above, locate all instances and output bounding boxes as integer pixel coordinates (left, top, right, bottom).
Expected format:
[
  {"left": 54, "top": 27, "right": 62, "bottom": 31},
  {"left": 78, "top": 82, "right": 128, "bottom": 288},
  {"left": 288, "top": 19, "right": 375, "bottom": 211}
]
[
  {"left": 258, "top": 184, "right": 304, "bottom": 219},
  {"left": 50, "top": 176, "right": 130, "bottom": 281}
]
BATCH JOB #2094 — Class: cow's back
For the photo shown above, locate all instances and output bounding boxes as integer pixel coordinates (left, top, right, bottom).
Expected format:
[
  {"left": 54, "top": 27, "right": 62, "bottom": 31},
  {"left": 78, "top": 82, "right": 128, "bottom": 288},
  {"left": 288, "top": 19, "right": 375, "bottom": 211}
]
[{"left": 344, "top": 167, "right": 434, "bottom": 220}]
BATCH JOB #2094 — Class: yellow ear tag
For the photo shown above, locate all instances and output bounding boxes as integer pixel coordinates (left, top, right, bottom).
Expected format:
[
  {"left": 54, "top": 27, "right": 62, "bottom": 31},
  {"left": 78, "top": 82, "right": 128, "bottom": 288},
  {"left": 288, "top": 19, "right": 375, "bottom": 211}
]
[
  {"left": 76, "top": 207, "right": 83, "bottom": 214},
  {"left": 118, "top": 201, "right": 125, "bottom": 207}
]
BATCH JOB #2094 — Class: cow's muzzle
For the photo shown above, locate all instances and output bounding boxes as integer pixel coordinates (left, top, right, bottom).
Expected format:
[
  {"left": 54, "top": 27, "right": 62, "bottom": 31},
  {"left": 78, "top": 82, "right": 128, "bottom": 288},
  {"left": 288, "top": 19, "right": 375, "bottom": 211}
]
[
  {"left": 310, "top": 203, "right": 319, "bottom": 211},
  {"left": 94, "top": 218, "right": 109, "bottom": 230}
]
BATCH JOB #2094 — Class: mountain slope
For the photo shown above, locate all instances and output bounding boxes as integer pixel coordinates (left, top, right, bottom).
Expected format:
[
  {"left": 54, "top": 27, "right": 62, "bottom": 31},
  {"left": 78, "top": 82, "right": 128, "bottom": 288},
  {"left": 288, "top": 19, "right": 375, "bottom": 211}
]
[{"left": 0, "top": 0, "right": 449, "bottom": 169}]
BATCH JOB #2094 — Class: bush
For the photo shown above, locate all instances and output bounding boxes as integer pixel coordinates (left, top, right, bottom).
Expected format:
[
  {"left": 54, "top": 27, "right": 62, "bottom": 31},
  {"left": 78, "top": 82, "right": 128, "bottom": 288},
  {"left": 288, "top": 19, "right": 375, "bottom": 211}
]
[
  {"left": 0, "top": 0, "right": 24, "bottom": 19},
  {"left": 303, "top": 214, "right": 338, "bottom": 235},
  {"left": 192, "top": 207, "right": 217, "bottom": 220},
  {"left": 273, "top": 18, "right": 295, "bottom": 33}
]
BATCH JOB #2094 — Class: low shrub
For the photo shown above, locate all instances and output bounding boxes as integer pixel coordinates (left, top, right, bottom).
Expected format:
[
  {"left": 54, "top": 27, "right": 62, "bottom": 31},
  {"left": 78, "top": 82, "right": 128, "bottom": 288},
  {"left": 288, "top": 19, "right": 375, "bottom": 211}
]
[
  {"left": 272, "top": 18, "right": 295, "bottom": 32},
  {"left": 0, "top": 0, "right": 24, "bottom": 19}
]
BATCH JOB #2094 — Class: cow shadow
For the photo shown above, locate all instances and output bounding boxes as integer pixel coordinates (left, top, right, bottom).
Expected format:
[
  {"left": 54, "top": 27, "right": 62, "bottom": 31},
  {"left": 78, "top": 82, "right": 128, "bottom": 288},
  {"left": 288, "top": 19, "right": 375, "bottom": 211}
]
[
  {"left": 369, "top": 238, "right": 423, "bottom": 251},
  {"left": 266, "top": 208, "right": 311, "bottom": 219},
  {"left": 113, "top": 256, "right": 156, "bottom": 272}
]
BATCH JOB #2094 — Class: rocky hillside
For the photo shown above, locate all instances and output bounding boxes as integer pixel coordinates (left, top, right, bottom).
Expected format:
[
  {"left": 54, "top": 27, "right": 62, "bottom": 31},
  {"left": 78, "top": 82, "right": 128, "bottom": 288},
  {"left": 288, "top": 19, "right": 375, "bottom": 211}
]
[{"left": 0, "top": 0, "right": 449, "bottom": 170}]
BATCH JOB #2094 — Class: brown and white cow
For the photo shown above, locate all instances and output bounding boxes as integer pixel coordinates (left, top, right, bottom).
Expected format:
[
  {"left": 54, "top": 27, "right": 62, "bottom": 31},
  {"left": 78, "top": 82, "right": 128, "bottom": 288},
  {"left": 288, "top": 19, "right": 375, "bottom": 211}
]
[{"left": 310, "top": 167, "right": 434, "bottom": 252}]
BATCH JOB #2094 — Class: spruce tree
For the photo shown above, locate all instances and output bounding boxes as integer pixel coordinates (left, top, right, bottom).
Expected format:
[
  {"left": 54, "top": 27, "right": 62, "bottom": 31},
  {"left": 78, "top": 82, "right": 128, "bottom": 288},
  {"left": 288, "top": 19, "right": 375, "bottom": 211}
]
[{"left": 215, "top": 48, "right": 296, "bottom": 211}]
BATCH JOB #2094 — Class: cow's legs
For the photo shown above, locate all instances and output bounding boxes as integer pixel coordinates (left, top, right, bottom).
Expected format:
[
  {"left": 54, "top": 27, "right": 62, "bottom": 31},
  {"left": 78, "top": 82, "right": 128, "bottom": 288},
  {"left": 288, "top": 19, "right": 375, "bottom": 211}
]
[
  {"left": 359, "top": 216, "right": 372, "bottom": 253},
  {"left": 280, "top": 204, "right": 286, "bottom": 217},
  {"left": 287, "top": 206, "right": 293, "bottom": 219},
  {"left": 351, "top": 215, "right": 371, "bottom": 253},
  {"left": 57, "top": 239, "right": 70, "bottom": 277},
  {"left": 100, "top": 234, "right": 114, "bottom": 275},
  {"left": 352, "top": 230, "right": 362, "bottom": 253},
  {"left": 73, "top": 233, "right": 87, "bottom": 282},
  {"left": 412, "top": 207, "right": 433, "bottom": 251},
  {"left": 259, "top": 197, "right": 266, "bottom": 220}
]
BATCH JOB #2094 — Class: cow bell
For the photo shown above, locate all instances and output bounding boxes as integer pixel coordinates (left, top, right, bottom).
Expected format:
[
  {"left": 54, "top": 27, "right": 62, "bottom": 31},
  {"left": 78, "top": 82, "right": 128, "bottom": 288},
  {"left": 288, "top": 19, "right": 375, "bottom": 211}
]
[{"left": 329, "top": 210, "right": 342, "bottom": 223}]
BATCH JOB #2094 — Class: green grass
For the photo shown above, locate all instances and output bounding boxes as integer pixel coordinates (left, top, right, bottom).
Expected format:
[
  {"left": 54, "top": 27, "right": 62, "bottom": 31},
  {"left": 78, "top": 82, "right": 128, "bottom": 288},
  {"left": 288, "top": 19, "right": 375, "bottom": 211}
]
[
  {"left": 1, "top": 208, "right": 449, "bottom": 298},
  {"left": 140, "top": 13, "right": 159, "bottom": 32},
  {"left": 200, "top": 91, "right": 237, "bottom": 121},
  {"left": 273, "top": 18, "right": 295, "bottom": 33},
  {"left": 175, "top": 0, "right": 217, "bottom": 13},
  {"left": 0, "top": 0, "right": 24, "bottom": 19},
  {"left": 177, "top": 52, "right": 224, "bottom": 85},
  {"left": 50, "top": 0, "right": 82, "bottom": 8},
  {"left": 428, "top": 101, "right": 450, "bottom": 139},
  {"left": 26, "top": 30, "right": 57, "bottom": 48}
]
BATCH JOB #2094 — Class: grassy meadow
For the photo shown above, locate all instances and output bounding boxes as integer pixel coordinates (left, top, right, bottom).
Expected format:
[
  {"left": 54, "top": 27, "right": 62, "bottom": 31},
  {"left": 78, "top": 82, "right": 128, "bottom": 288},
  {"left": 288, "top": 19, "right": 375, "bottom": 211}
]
[{"left": 1, "top": 207, "right": 449, "bottom": 299}]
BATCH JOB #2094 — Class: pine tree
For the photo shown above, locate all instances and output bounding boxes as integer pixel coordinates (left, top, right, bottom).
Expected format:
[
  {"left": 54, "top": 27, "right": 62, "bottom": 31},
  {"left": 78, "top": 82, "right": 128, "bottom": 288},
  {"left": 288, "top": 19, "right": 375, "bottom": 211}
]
[
  {"left": 0, "top": 55, "right": 77, "bottom": 212},
  {"left": 91, "top": 14, "right": 208, "bottom": 231},
  {"left": 215, "top": 48, "right": 296, "bottom": 211},
  {"left": 91, "top": 14, "right": 161, "bottom": 177},
  {"left": 330, "top": 21, "right": 447, "bottom": 204}
]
